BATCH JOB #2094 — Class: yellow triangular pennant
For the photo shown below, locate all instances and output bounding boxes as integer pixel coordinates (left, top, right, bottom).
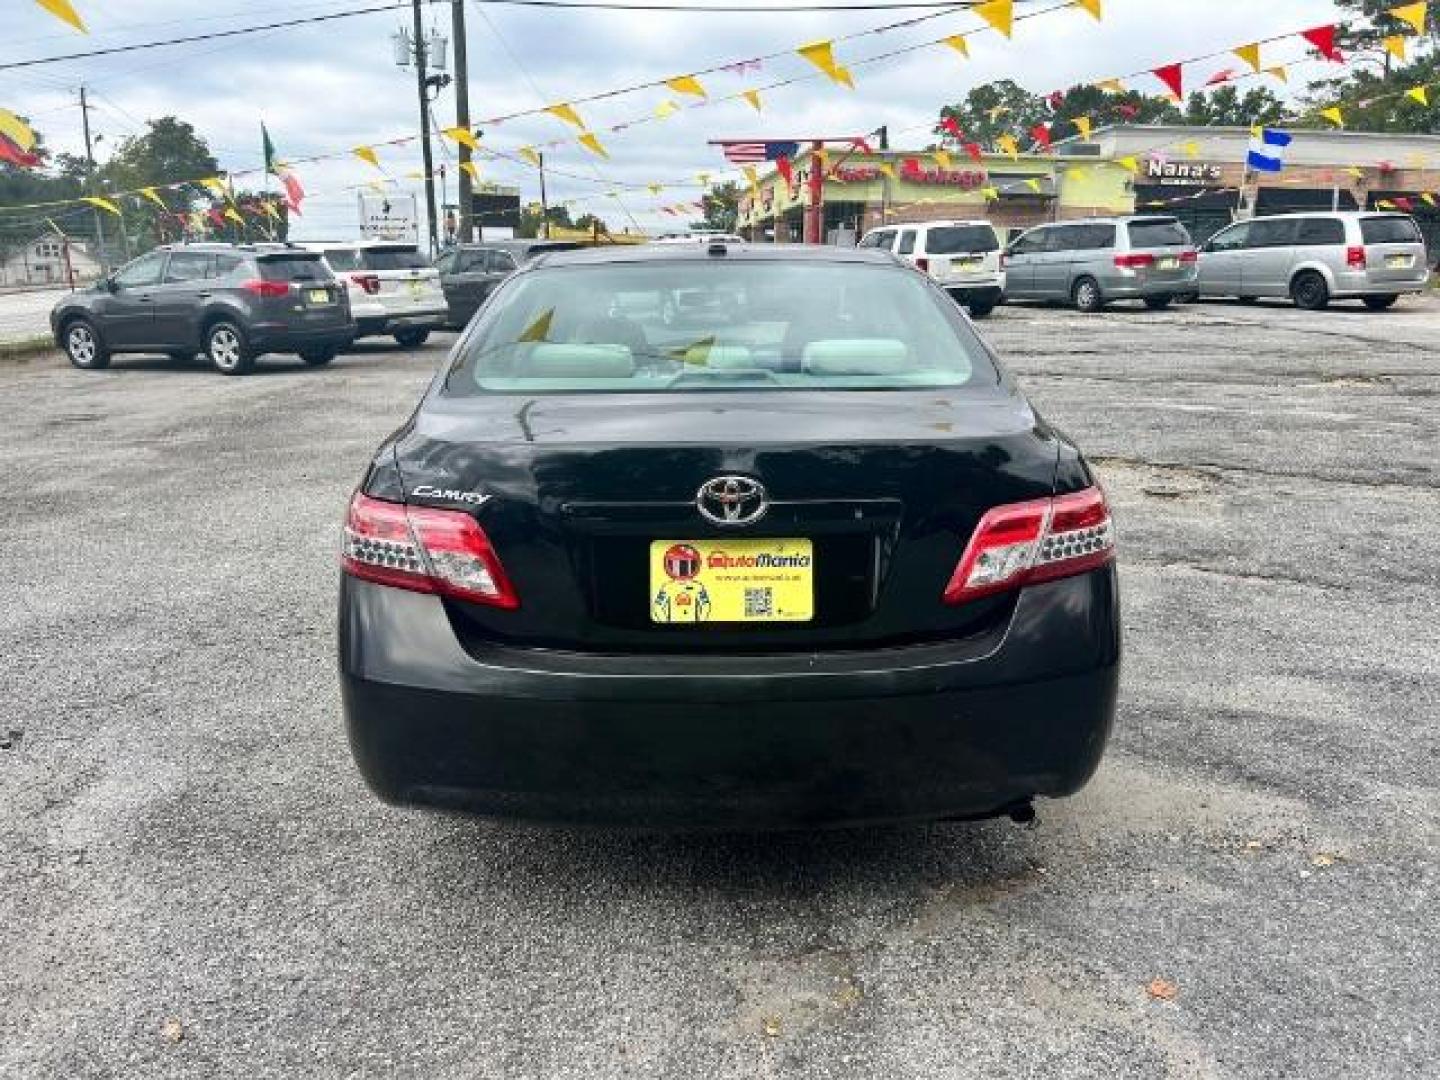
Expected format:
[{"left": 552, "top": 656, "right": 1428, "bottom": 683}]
[
  {"left": 577, "top": 131, "right": 609, "bottom": 158},
  {"left": 1406, "top": 85, "right": 1429, "bottom": 105},
  {"left": 0, "top": 108, "right": 36, "bottom": 151},
  {"left": 877, "top": 163, "right": 897, "bottom": 180},
  {"left": 1265, "top": 65, "right": 1288, "bottom": 83},
  {"left": 741, "top": 89, "right": 762, "bottom": 112},
  {"left": 1073, "top": 115, "right": 1093, "bottom": 140},
  {"left": 944, "top": 34, "right": 970, "bottom": 59},
  {"left": 353, "top": 145, "right": 380, "bottom": 169},
  {"left": 199, "top": 176, "right": 229, "bottom": 198},
  {"left": 980, "top": 185, "right": 1000, "bottom": 200},
  {"left": 974, "top": 0, "right": 1014, "bottom": 37},
  {"left": 1346, "top": 165, "right": 1365, "bottom": 178},
  {"left": 1117, "top": 156, "right": 1139, "bottom": 173},
  {"left": 797, "top": 41, "right": 853, "bottom": 88},
  {"left": 1320, "top": 106, "right": 1345, "bottom": 127},
  {"left": 1389, "top": 1, "right": 1428, "bottom": 34},
  {"left": 1233, "top": 43, "right": 1261, "bottom": 72},
  {"left": 545, "top": 103, "right": 585, "bottom": 129},
  {"left": 1074, "top": 0, "right": 1102, "bottom": 20},
  {"left": 459, "top": 161, "right": 481, "bottom": 180},
  {"left": 665, "top": 75, "right": 706, "bottom": 99},
  {"left": 517, "top": 308, "right": 554, "bottom": 343},
  {"left": 995, "top": 133, "right": 1019, "bottom": 160},
  {"left": 1421, "top": 192, "right": 1437, "bottom": 206},
  {"left": 139, "top": 187, "right": 167, "bottom": 209},
  {"left": 35, "top": 0, "right": 86, "bottom": 32},
  {"left": 933, "top": 150, "right": 953, "bottom": 168},
  {"left": 223, "top": 206, "right": 245, "bottom": 226},
  {"left": 1383, "top": 35, "right": 1408, "bottom": 61},
  {"left": 1024, "top": 177, "right": 1042, "bottom": 193},
  {"left": 1181, "top": 140, "right": 1201, "bottom": 158},
  {"left": 518, "top": 146, "right": 542, "bottom": 167},
  {"left": 654, "top": 99, "right": 680, "bottom": 119},
  {"left": 647, "top": 182, "right": 663, "bottom": 195},
  {"left": 1094, "top": 78, "right": 1125, "bottom": 93},
  {"left": 442, "top": 126, "right": 479, "bottom": 150}
]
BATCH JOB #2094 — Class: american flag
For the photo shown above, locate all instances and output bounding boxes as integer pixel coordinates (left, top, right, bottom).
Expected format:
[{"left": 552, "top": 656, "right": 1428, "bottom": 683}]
[{"left": 718, "top": 140, "right": 799, "bottom": 164}]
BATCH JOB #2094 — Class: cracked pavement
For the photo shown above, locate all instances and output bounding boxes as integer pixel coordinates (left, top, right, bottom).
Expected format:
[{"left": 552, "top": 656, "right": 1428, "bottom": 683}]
[{"left": 2, "top": 295, "right": 1438, "bottom": 1078}]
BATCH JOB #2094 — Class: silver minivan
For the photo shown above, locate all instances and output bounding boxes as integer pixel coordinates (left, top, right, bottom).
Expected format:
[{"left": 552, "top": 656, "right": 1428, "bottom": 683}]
[
  {"left": 1003, "top": 216, "right": 1198, "bottom": 312},
  {"left": 1195, "top": 212, "right": 1430, "bottom": 310}
]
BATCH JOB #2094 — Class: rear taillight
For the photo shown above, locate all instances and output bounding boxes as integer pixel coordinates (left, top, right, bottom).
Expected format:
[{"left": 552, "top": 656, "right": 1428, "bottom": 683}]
[
  {"left": 943, "top": 486, "right": 1114, "bottom": 605},
  {"left": 350, "top": 273, "right": 382, "bottom": 295},
  {"left": 341, "top": 492, "right": 518, "bottom": 609},
  {"left": 915, "top": 257, "right": 930, "bottom": 273},
  {"left": 1113, "top": 253, "right": 1156, "bottom": 269},
  {"left": 999, "top": 252, "right": 1008, "bottom": 269},
  {"left": 1179, "top": 249, "right": 1198, "bottom": 264},
  {"left": 1346, "top": 245, "right": 1367, "bottom": 270},
  {"left": 241, "top": 278, "right": 289, "bottom": 298}
]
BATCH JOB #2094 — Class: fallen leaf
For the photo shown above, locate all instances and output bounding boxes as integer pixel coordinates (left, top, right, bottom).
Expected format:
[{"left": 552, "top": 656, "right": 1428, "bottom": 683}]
[
  {"left": 761, "top": 1016, "right": 781, "bottom": 1038},
  {"left": 1243, "top": 839, "right": 1263, "bottom": 851},
  {"left": 1146, "top": 978, "right": 1179, "bottom": 1002},
  {"left": 160, "top": 1017, "right": 184, "bottom": 1044},
  {"left": 1311, "top": 853, "right": 1338, "bottom": 868}
]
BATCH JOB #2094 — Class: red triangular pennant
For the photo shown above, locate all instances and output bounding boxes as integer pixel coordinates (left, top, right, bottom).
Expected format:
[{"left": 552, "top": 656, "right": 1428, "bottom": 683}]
[
  {"left": 1151, "top": 63, "right": 1184, "bottom": 99},
  {"left": 940, "top": 116, "right": 963, "bottom": 138},
  {"left": 1301, "top": 24, "right": 1343, "bottom": 62},
  {"left": 1029, "top": 123, "right": 1053, "bottom": 152},
  {"left": 775, "top": 155, "right": 794, "bottom": 189},
  {"left": 962, "top": 141, "right": 983, "bottom": 163}
]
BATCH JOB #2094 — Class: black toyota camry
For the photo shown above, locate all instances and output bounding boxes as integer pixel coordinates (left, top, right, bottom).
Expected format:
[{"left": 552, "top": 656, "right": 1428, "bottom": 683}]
[{"left": 338, "top": 243, "right": 1120, "bottom": 828}]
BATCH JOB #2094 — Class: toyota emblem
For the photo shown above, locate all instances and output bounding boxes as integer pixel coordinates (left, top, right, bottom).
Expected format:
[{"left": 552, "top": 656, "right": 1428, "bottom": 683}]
[{"left": 696, "top": 475, "right": 768, "bottom": 527}]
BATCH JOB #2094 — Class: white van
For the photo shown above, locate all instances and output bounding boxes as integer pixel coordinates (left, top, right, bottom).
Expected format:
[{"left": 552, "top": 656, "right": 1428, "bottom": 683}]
[
  {"left": 302, "top": 241, "right": 447, "bottom": 347},
  {"left": 858, "top": 220, "right": 1006, "bottom": 318}
]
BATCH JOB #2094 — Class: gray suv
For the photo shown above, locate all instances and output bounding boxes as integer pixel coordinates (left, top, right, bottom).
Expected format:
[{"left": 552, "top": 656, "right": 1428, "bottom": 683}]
[
  {"left": 1003, "top": 215, "right": 1198, "bottom": 312},
  {"left": 1195, "top": 212, "right": 1430, "bottom": 311},
  {"left": 51, "top": 243, "right": 355, "bottom": 375},
  {"left": 436, "top": 240, "right": 583, "bottom": 328}
]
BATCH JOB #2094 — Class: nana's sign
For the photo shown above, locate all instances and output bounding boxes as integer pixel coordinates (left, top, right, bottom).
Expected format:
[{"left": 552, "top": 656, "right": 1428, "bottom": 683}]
[{"left": 1145, "top": 159, "right": 1224, "bottom": 185}]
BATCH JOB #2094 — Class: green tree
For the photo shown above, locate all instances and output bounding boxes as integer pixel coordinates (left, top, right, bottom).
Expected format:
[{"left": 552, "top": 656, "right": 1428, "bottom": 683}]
[
  {"left": 574, "top": 211, "right": 609, "bottom": 234},
  {"left": 98, "top": 117, "right": 219, "bottom": 250},
  {"left": 936, "top": 81, "right": 1182, "bottom": 148},
  {"left": 1183, "top": 85, "right": 1288, "bottom": 127},
  {"left": 691, "top": 181, "right": 740, "bottom": 233},
  {"left": 1297, "top": 36, "right": 1440, "bottom": 132},
  {"left": 517, "top": 201, "right": 572, "bottom": 238}
]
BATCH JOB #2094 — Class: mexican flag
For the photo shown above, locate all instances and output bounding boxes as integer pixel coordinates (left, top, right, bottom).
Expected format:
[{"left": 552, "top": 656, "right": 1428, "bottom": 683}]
[{"left": 262, "top": 122, "right": 304, "bottom": 215}]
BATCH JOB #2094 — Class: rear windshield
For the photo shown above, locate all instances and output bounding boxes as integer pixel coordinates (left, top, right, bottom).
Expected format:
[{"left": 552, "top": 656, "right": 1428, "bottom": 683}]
[
  {"left": 1126, "top": 219, "right": 1190, "bottom": 248},
  {"left": 925, "top": 226, "right": 999, "bottom": 254},
  {"left": 443, "top": 261, "right": 995, "bottom": 396},
  {"left": 258, "top": 255, "right": 333, "bottom": 282},
  {"left": 323, "top": 249, "right": 362, "bottom": 272},
  {"left": 1361, "top": 216, "right": 1422, "bottom": 244},
  {"left": 362, "top": 247, "right": 430, "bottom": 270}
]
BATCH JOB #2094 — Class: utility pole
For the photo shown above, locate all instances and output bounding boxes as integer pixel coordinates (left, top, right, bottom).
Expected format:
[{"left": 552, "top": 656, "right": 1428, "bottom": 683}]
[
  {"left": 78, "top": 87, "right": 107, "bottom": 269},
  {"left": 451, "top": 0, "right": 473, "bottom": 244},
  {"left": 411, "top": 0, "right": 439, "bottom": 256},
  {"left": 537, "top": 152, "right": 550, "bottom": 239}
]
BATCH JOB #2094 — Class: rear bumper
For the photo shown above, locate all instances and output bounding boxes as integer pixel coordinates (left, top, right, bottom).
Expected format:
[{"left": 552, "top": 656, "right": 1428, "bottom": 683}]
[
  {"left": 338, "top": 568, "right": 1122, "bottom": 828},
  {"left": 944, "top": 284, "right": 1004, "bottom": 306},
  {"left": 354, "top": 311, "right": 447, "bottom": 337},
  {"left": 1330, "top": 268, "right": 1430, "bottom": 297},
  {"left": 1103, "top": 268, "right": 1198, "bottom": 298},
  {"left": 248, "top": 321, "right": 356, "bottom": 352}
]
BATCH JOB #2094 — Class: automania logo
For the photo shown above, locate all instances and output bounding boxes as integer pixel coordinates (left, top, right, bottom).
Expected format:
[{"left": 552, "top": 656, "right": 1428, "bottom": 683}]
[{"left": 706, "top": 552, "right": 812, "bottom": 570}]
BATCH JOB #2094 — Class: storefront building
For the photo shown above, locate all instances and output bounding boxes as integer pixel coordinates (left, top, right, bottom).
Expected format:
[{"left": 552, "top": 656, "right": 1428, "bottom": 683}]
[{"left": 737, "top": 125, "right": 1440, "bottom": 250}]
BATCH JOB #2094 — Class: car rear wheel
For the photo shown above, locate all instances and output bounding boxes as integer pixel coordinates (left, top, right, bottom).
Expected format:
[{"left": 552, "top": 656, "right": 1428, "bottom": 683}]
[
  {"left": 1291, "top": 271, "right": 1329, "bottom": 311},
  {"left": 1143, "top": 294, "right": 1173, "bottom": 310},
  {"left": 301, "top": 348, "right": 336, "bottom": 366},
  {"left": 394, "top": 328, "right": 430, "bottom": 348},
  {"left": 63, "top": 319, "right": 110, "bottom": 370},
  {"left": 1362, "top": 294, "right": 1399, "bottom": 311},
  {"left": 1072, "top": 277, "right": 1104, "bottom": 313},
  {"left": 967, "top": 299, "right": 996, "bottom": 319},
  {"left": 206, "top": 321, "right": 254, "bottom": 376}
]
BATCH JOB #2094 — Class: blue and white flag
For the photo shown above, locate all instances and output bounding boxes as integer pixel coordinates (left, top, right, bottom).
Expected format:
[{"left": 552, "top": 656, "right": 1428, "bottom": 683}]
[{"left": 1246, "top": 129, "right": 1293, "bottom": 173}]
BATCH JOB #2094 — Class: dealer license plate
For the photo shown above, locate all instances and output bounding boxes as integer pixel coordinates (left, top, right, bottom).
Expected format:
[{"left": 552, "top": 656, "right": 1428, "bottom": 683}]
[
  {"left": 1387, "top": 253, "right": 1412, "bottom": 269},
  {"left": 409, "top": 279, "right": 425, "bottom": 297},
  {"left": 1157, "top": 256, "right": 1179, "bottom": 270},
  {"left": 958, "top": 256, "right": 982, "bottom": 271},
  {"left": 649, "top": 538, "right": 813, "bottom": 624},
  {"left": 306, "top": 288, "right": 331, "bottom": 304}
]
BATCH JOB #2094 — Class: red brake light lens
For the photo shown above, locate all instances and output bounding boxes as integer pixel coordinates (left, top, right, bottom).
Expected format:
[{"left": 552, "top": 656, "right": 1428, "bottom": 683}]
[
  {"left": 350, "top": 272, "right": 382, "bottom": 295},
  {"left": 1179, "top": 249, "right": 1198, "bottom": 264},
  {"left": 943, "top": 486, "right": 1114, "bottom": 604},
  {"left": 1113, "top": 253, "right": 1156, "bottom": 269},
  {"left": 241, "top": 278, "right": 290, "bottom": 298},
  {"left": 1346, "top": 245, "right": 1367, "bottom": 269},
  {"left": 914, "top": 257, "right": 930, "bottom": 273},
  {"left": 341, "top": 492, "right": 518, "bottom": 609}
]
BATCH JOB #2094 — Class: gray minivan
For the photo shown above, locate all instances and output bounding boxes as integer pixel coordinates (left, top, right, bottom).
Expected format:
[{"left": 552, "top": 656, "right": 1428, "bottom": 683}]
[
  {"left": 1195, "top": 212, "right": 1430, "bottom": 311},
  {"left": 1003, "top": 216, "right": 1198, "bottom": 312}
]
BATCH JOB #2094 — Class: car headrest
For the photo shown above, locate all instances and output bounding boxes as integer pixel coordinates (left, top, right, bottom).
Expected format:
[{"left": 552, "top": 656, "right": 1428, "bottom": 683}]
[
  {"left": 523, "top": 343, "right": 635, "bottom": 379},
  {"left": 694, "top": 345, "right": 754, "bottom": 370},
  {"left": 802, "top": 339, "right": 911, "bottom": 376}
]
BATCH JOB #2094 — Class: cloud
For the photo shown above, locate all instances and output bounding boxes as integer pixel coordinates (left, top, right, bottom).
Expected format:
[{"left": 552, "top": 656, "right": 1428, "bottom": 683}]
[{"left": 4, "top": 0, "right": 1347, "bottom": 238}]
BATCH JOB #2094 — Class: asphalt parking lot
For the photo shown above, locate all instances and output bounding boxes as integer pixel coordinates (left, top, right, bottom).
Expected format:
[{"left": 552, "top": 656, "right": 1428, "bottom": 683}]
[{"left": 3, "top": 296, "right": 1438, "bottom": 1079}]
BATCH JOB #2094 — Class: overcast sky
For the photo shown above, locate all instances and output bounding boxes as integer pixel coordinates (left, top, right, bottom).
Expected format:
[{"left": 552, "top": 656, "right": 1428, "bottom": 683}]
[{"left": 4, "top": 0, "right": 1349, "bottom": 238}]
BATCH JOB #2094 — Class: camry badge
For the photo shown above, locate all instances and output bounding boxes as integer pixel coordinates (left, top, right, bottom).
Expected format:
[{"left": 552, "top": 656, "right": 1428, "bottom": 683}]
[{"left": 696, "top": 476, "right": 767, "bottom": 527}]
